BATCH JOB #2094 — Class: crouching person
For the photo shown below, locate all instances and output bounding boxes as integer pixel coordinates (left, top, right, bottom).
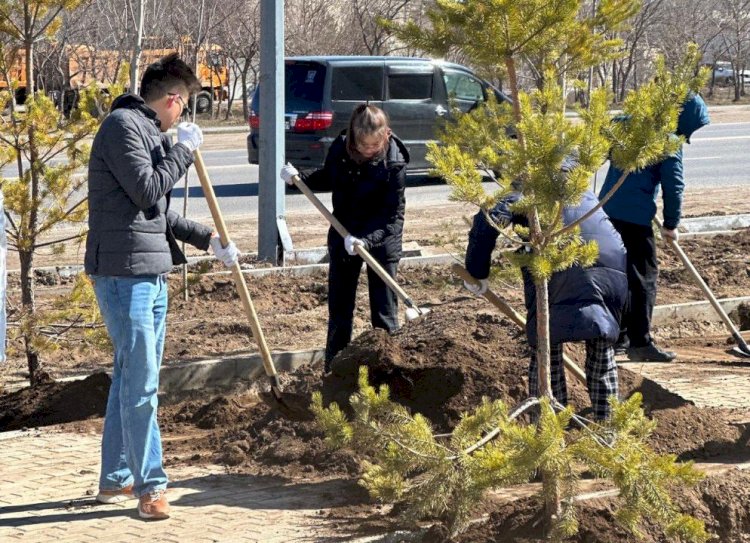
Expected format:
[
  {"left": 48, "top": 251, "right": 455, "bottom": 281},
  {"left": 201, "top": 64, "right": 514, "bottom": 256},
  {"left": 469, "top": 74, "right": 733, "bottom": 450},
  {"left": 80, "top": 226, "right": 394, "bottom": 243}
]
[
  {"left": 464, "top": 184, "right": 627, "bottom": 420},
  {"left": 85, "top": 54, "right": 239, "bottom": 519},
  {"left": 280, "top": 104, "right": 409, "bottom": 373}
]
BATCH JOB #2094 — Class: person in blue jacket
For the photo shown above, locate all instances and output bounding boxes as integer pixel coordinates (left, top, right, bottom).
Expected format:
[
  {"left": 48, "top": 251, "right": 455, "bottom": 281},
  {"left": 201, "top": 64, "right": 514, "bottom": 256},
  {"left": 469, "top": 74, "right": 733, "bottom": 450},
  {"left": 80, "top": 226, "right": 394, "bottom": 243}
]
[
  {"left": 464, "top": 170, "right": 627, "bottom": 420},
  {"left": 599, "top": 93, "right": 710, "bottom": 362}
]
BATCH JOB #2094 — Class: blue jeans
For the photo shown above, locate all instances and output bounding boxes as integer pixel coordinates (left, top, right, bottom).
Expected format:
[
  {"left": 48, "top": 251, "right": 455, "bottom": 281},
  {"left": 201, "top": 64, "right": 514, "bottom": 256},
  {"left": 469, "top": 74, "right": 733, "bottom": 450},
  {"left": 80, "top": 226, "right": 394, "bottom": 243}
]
[{"left": 90, "top": 274, "right": 169, "bottom": 497}]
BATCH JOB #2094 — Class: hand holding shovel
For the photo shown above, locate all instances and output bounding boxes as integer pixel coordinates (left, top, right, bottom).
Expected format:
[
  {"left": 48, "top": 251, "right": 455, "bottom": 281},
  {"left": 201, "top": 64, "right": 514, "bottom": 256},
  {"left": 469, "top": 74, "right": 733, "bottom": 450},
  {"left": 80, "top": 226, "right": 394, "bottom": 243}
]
[
  {"left": 452, "top": 263, "right": 587, "bottom": 384},
  {"left": 285, "top": 168, "right": 429, "bottom": 322}
]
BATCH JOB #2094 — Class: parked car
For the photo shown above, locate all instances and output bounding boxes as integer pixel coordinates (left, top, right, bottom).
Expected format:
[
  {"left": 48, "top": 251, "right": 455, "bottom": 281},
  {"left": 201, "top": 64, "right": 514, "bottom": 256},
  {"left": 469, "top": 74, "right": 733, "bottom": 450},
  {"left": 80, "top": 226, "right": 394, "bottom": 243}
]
[
  {"left": 712, "top": 63, "right": 739, "bottom": 87},
  {"left": 246, "top": 56, "right": 509, "bottom": 174}
]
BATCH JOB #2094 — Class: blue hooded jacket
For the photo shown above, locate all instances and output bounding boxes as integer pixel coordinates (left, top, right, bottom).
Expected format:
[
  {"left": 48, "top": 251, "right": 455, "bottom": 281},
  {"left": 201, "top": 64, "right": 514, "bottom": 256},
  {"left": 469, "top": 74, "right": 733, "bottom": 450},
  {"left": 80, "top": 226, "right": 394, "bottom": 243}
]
[
  {"left": 465, "top": 190, "right": 627, "bottom": 347},
  {"left": 598, "top": 93, "right": 710, "bottom": 229}
]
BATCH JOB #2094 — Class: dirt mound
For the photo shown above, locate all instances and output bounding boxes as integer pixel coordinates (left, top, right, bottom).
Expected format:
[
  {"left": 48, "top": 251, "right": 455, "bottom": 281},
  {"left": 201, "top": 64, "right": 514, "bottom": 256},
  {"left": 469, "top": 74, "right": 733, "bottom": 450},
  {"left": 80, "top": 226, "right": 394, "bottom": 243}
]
[
  {"left": 0, "top": 372, "right": 110, "bottom": 431},
  {"left": 730, "top": 302, "right": 750, "bottom": 331},
  {"left": 451, "top": 469, "right": 750, "bottom": 543},
  {"left": 160, "top": 303, "right": 542, "bottom": 476},
  {"left": 320, "top": 304, "right": 533, "bottom": 431},
  {"left": 618, "top": 371, "right": 748, "bottom": 461}
]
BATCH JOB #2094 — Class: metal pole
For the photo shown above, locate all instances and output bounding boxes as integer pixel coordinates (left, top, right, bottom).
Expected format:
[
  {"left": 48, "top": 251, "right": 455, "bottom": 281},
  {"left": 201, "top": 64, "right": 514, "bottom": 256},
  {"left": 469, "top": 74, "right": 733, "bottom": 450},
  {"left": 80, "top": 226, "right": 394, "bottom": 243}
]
[{"left": 257, "top": 0, "right": 290, "bottom": 264}]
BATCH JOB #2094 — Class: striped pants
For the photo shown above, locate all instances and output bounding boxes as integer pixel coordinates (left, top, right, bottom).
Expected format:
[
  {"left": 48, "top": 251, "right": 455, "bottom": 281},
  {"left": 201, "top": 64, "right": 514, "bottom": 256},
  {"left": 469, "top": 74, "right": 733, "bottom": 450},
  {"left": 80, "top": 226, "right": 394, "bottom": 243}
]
[{"left": 528, "top": 338, "right": 618, "bottom": 420}]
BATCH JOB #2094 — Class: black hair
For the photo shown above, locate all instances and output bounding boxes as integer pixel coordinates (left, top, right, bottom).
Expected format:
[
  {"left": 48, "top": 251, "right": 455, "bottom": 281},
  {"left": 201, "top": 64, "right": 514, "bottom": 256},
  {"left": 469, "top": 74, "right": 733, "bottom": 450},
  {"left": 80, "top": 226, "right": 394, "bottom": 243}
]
[{"left": 139, "top": 52, "right": 201, "bottom": 102}]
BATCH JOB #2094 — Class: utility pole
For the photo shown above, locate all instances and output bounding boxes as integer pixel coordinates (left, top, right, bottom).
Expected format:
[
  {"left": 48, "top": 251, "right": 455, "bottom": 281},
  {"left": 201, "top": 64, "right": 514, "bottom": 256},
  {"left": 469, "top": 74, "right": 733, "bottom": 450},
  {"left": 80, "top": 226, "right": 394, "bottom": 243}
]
[
  {"left": 129, "top": 0, "right": 146, "bottom": 94},
  {"left": 257, "top": 0, "right": 292, "bottom": 263}
]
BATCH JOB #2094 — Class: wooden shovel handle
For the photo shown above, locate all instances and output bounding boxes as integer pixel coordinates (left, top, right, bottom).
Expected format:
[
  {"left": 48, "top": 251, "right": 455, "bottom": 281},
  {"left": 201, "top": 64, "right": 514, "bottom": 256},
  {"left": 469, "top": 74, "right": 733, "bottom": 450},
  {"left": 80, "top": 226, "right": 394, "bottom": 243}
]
[
  {"left": 291, "top": 174, "right": 419, "bottom": 310},
  {"left": 193, "top": 150, "right": 278, "bottom": 380},
  {"left": 451, "top": 263, "right": 587, "bottom": 384}
]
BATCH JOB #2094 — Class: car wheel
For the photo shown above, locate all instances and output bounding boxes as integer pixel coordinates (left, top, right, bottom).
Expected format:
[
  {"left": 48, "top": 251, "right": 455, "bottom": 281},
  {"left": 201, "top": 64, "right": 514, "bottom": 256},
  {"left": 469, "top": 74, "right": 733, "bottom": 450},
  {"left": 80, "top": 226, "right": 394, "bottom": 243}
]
[{"left": 195, "top": 92, "right": 212, "bottom": 113}]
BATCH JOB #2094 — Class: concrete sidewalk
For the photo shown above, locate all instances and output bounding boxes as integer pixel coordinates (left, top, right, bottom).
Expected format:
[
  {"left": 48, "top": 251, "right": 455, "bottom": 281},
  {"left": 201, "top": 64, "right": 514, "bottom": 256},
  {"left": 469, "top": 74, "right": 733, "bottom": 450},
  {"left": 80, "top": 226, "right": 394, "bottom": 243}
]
[{"left": 0, "top": 430, "right": 361, "bottom": 542}]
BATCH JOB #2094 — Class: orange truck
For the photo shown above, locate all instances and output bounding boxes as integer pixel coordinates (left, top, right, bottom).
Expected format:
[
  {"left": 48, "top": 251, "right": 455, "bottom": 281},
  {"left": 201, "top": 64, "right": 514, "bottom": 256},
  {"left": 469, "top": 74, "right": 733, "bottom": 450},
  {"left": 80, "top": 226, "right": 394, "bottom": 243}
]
[
  {"left": 1, "top": 44, "right": 228, "bottom": 113},
  {"left": 0, "top": 48, "right": 28, "bottom": 103}
]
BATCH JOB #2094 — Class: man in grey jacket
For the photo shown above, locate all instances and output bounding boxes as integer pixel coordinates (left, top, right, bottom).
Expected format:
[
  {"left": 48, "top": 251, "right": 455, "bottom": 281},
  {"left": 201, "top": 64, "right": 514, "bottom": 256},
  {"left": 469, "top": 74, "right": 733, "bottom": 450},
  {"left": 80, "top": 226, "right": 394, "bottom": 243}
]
[{"left": 85, "top": 53, "right": 238, "bottom": 520}]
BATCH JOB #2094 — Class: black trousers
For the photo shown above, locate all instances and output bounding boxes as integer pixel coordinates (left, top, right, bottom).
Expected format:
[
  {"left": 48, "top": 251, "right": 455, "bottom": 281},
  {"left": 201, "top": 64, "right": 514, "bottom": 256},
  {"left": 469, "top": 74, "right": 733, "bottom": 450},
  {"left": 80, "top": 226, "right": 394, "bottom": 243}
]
[
  {"left": 325, "top": 254, "right": 399, "bottom": 367},
  {"left": 610, "top": 218, "right": 658, "bottom": 348}
]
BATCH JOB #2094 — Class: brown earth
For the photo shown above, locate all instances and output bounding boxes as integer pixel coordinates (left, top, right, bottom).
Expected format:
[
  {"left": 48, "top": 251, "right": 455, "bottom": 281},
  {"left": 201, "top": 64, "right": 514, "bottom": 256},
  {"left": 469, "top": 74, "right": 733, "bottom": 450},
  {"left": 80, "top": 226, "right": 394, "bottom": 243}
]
[
  {"left": 452, "top": 469, "right": 750, "bottom": 543},
  {"left": 2, "top": 293, "right": 750, "bottom": 542},
  {"left": 0, "top": 372, "right": 110, "bottom": 431},
  {"left": 2, "top": 299, "right": 749, "bottom": 541},
  {"left": 1, "top": 228, "right": 749, "bottom": 389},
  {"left": 1, "top": 219, "right": 749, "bottom": 540}
]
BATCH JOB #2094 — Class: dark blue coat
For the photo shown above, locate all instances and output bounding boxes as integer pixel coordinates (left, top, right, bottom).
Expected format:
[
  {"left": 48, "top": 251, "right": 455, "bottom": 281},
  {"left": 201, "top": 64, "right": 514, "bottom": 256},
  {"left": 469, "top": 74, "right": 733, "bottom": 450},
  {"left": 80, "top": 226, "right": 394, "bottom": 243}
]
[
  {"left": 598, "top": 93, "right": 710, "bottom": 229},
  {"left": 466, "top": 191, "right": 627, "bottom": 347}
]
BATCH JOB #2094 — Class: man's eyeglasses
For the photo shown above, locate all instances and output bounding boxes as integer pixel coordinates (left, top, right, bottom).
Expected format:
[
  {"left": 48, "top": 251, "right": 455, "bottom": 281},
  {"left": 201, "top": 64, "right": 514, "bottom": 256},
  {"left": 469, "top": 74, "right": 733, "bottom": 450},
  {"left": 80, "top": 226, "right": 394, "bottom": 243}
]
[{"left": 168, "top": 93, "right": 188, "bottom": 112}]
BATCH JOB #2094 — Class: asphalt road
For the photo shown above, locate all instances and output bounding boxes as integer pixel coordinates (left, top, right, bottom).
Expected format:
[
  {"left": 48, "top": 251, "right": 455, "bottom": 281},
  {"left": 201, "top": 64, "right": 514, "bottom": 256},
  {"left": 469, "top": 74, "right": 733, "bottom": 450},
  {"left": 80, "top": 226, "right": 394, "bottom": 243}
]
[
  {"left": 2, "top": 121, "right": 747, "bottom": 219},
  {"left": 168, "top": 121, "right": 749, "bottom": 218}
]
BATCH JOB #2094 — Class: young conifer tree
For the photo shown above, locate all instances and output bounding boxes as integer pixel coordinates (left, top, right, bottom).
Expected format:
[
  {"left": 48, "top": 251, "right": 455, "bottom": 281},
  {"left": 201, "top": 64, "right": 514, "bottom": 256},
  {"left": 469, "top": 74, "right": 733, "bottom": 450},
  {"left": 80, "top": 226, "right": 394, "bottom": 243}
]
[
  {"left": 313, "top": 1, "right": 711, "bottom": 540},
  {"left": 0, "top": 0, "right": 120, "bottom": 384}
]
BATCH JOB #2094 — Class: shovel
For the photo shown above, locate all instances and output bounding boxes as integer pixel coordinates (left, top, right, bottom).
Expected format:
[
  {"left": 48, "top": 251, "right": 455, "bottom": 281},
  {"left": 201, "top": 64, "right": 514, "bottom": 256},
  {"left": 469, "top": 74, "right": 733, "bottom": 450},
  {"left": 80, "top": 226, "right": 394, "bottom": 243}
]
[
  {"left": 291, "top": 174, "right": 429, "bottom": 321},
  {"left": 192, "top": 150, "right": 312, "bottom": 420},
  {"left": 451, "top": 263, "right": 587, "bottom": 384},
  {"left": 654, "top": 217, "right": 750, "bottom": 358}
]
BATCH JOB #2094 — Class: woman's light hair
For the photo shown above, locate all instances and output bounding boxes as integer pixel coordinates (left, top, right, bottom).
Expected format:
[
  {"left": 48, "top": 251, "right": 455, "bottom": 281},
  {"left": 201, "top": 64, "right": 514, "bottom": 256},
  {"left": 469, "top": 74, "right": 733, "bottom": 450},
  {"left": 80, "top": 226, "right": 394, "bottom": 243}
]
[{"left": 346, "top": 104, "right": 391, "bottom": 163}]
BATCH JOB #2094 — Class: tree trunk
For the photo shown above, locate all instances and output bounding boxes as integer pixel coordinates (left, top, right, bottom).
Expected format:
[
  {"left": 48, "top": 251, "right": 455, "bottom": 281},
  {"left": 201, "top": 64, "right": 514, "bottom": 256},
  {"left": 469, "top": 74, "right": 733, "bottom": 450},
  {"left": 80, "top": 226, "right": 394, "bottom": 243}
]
[
  {"left": 18, "top": 249, "right": 41, "bottom": 385},
  {"left": 240, "top": 65, "right": 249, "bottom": 120},
  {"left": 534, "top": 275, "right": 553, "bottom": 399},
  {"left": 129, "top": 0, "right": 146, "bottom": 94},
  {"left": 535, "top": 274, "right": 561, "bottom": 534},
  {"left": 24, "top": 41, "right": 33, "bottom": 100}
]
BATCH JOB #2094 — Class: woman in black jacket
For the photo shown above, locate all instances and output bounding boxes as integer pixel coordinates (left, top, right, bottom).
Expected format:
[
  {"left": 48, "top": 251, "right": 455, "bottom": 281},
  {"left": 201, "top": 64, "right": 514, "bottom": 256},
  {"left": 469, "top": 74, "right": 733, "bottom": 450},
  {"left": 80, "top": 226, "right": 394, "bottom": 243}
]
[{"left": 281, "top": 104, "right": 410, "bottom": 372}]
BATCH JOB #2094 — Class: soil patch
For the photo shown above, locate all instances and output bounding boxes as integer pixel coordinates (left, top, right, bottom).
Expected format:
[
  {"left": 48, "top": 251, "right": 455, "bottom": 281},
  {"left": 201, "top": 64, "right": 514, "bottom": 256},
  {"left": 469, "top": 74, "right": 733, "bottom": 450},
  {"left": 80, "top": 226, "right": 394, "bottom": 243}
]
[
  {"left": 1, "top": 229, "right": 749, "bottom": 390},
  {"left": 730, "top": 302, "right": 750, "bottom": 331},
  {"left": 159, "top": 301, "right": 749, "bottom": 479},
  {"left": 658, "top": 229, "right": 750, "bottom": 304},
  {"left": 452, "top": 469, "right": 750, "bottom": 543},
  {"left": 0, "top": 372, "right": 110, "bottom": 431}
]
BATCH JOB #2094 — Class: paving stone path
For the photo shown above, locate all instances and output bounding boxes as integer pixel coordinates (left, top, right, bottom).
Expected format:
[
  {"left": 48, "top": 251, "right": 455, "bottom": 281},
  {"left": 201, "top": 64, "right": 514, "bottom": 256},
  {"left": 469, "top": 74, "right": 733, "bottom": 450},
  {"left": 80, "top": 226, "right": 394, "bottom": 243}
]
[
  {"left": 3, "top": 359, "right": 750, "bottom": 541},
  {"left": 0, "top": 430, "right": 360, "bottom": 542}
]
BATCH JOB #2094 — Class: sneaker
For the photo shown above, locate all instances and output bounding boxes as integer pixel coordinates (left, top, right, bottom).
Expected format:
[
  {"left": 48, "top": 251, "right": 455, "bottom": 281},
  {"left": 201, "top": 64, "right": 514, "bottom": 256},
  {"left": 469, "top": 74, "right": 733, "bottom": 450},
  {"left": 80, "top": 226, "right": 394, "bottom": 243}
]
[
  {"left": 96, "top": 485, "right": 135, "bottom": 504},
  {"left": 627, "top": 343, "right": 676, "bottom": 362},
  {"left": 138, "top": 489, "right": 170, "bottom": 520}
]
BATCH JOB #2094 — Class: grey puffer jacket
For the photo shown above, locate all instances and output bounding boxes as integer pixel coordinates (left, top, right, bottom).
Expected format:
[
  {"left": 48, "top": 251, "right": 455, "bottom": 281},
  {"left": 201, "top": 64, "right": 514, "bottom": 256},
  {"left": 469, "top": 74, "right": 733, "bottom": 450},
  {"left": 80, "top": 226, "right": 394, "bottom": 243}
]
[{"left": 85, "top": 94, "right": 212, "bottom": 276}]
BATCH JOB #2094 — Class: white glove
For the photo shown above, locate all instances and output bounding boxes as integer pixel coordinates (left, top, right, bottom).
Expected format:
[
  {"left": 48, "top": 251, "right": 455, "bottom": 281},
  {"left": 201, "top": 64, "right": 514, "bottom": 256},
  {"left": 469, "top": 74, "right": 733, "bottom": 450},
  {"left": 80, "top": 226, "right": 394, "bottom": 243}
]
[
  {"left": 209, "top": 234, "right": 240, "bottom": 267},
  {"left": 344, "top": 234, "right": 365, "bottom": 256},
  {"left": 177, "top": 121, "right": 203, "bottom": 152},
  {"left": 280, "top": 163, "right": 299, "bottom": 186},
  {"left": 661, "top": 227, "right": 679, "bottom": 242},
  {"left": 464, "top": 278, "right": 489, "bottom": 296}
]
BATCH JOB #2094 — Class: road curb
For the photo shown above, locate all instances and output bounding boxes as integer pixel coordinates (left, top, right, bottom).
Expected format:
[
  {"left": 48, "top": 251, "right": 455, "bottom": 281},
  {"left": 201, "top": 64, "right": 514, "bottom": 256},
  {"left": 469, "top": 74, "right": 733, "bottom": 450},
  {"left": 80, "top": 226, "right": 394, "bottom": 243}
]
[
  {"left": 159, "top": 348, "right": 324, "bottom": 394},
  {"left": 681, "top": 213, "right": 750, "bottom": 233},
  {"left": 652, "top": 296, "right": 750, "bottom": 326}
]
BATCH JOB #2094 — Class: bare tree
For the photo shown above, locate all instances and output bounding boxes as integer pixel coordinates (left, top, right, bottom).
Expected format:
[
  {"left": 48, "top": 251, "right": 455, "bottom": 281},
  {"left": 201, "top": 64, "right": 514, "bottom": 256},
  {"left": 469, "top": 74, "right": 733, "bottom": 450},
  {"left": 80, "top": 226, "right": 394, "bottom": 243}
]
[
  {"left": 349, "top": 0, "right": 418, "bottom": 55},
  {"left": 712, "top": 0, "right": 750, "bottom": 101},
  {"left": 214, "top": 0, "right": 260, "bottom": 120}
]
